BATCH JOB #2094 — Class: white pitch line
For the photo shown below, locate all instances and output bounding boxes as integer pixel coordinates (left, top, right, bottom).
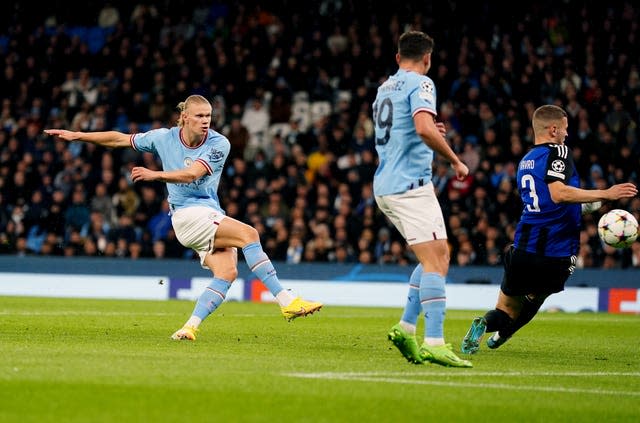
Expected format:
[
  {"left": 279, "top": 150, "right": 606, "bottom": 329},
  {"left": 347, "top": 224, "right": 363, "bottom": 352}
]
[
  {"left": 520, "top": 316, "right": 640, "bottom": 323},
  {"left": 0, "top": 311, "right": 174, "bottom": 317},
  {"left": 284, "top": 372, "right": 640, "bottom": 397},
  {"left": 282, "top": 314, "right": 640, "bottom": 323},
  {"left": 1, "top": 311, "right": 637, "bottom": 323},
  {"left": 287, "top": 371, "right": 640, "bottom": 377}
]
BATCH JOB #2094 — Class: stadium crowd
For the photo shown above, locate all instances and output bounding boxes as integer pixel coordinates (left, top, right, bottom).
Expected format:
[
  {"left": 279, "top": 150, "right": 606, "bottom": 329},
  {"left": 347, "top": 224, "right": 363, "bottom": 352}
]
[{"left": 0, "top": 1, "right": 639, "bottom": 268}]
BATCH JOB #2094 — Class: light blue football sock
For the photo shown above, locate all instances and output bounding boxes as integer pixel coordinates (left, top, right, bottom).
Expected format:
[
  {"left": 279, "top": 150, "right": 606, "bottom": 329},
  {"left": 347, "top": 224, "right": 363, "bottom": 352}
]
[
  {"left": 419, "top": 272, "right": 446, "bottom": 339},
  {"left": 192, "top": 277, "right": 231, "bottom": 320},
  {"left": 401, "top": 264, "right": 423, "bottom": 326},
  {"left": 242, "top": 242, "right": 284, "bottom": 296}
]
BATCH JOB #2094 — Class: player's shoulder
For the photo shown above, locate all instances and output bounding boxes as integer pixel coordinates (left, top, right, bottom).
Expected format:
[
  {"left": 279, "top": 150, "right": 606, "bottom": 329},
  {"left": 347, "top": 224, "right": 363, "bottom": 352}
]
[
  {"left": 207, "top": 129, "right": 230, "bottom": 148},
  {"left": 207, "top": 128, "right": 228, "bottom": 141},
  {"left": 403, "top": 70, "right": 430, "bottom": 83},
  {"left": 140, "top": 126, "right": 172, "bottom": 136},
  {"left": 402, "top": 71, "right": 432, "bottom": 86},
  {"left": 133, "top": 126, "right": 172, "bottom": 143},
  {"left": 546, "top": 142, "right": 572, "bottom": 159},
  {"left": 402, "top": 73, "right": 435, "bottom": 100},
  {"left": 524, "top": 143, "right": 569, "bottom": 156},
  {"left": 519, "top": 144, "right": 548, "bottom": 166}
]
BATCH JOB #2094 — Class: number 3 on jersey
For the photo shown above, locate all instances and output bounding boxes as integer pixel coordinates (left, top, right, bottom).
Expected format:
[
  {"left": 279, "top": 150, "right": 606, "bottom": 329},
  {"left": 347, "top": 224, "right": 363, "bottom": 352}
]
[
  {"left": 373, "top": 98, "right": 393, "bottom": 145},
  {"left": 521, "top": 174, "right": 541, "bottom": 212}
]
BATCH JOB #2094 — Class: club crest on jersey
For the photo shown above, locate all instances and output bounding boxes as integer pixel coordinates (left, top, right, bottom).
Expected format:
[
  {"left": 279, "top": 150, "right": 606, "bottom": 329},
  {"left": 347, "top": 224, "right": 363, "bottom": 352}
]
[
  {"left": 183, "top": 157, "right": 194, "bottom": 167},
  {"left": 208, "top": 148, "right": 225, "bottom": 162}
]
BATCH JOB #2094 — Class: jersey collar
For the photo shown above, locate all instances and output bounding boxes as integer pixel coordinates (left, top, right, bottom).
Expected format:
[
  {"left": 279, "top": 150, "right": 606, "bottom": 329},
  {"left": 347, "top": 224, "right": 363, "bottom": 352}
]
[{"left": 179, "top": 128, "right": 207, "bottom": 149}]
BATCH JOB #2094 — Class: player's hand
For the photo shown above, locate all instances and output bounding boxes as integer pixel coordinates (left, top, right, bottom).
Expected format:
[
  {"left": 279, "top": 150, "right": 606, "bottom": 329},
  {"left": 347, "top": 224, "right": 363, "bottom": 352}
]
[
  {"left": 452, "top": 161, "right": 469, "bottom": 181},
  {"left": 131, "top": 166, "right": 156, "bottom": 182},
  {"left": 43, "top": 129, "right": 79, "bottom": 141},
  {"left": 606, "top": 182, "right": 637, "bottom": 200}
]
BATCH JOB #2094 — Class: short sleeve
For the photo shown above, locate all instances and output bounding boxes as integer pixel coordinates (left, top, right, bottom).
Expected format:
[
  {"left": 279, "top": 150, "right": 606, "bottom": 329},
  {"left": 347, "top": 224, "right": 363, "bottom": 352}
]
[
  {"left": 409, "top": 76, "right": 437, "bottom": 117},
  {"left": 131, "top": 128, "right": 171, "bottom": 153},
  {"left": 544, "top": 144, "right": 574, "bottom": 184}
]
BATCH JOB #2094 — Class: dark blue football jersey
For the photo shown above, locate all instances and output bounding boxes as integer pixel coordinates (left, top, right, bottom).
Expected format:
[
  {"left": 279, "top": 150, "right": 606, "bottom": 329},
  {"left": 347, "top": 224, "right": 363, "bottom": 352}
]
[{"left": 514, "top": 143, "right": 581, "bottom": 257}]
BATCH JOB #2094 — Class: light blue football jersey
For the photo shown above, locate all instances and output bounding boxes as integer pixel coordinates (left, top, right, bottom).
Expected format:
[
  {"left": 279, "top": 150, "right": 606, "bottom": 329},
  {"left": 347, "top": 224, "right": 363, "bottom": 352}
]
[
  {"left": 131, "top": 127, "right": 230, "bottom": 212},
  {"left": 372, "top": 69, "right": 438, "bottom": 196}
]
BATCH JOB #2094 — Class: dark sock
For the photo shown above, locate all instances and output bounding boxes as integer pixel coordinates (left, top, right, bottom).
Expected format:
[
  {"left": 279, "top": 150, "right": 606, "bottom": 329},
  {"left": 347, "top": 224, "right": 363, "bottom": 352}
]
[
  {"left": 500, "top": 295, "right": 543, "bottom": 338},
  {"left": 484, "top": 308, "right": 513, "bottom": 333}
]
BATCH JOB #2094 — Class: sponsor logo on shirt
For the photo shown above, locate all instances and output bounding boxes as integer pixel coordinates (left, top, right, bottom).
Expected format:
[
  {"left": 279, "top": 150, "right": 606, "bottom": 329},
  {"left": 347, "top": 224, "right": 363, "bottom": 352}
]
[{"left": 547, "top": 170, "right": 565, "bottom": 179}]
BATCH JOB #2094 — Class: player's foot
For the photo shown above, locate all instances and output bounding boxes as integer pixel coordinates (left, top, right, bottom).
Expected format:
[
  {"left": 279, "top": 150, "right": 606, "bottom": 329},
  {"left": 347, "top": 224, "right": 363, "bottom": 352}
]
[
  {"left": 461, "top": 316, "right": 487, "bottom": 354},
  {"left": 171, "top": 325, "right": 198, "bottom": 341},
  {"left": 387, "top": 324, "right": 423, "bottom": 364},
  {"left": 420, "top": 343, "right": 473, "bottom": 368},
  {"left": 487, "top": 332, "right": 510, "bottom": 349},
  {"left": 281, "top": 297, "right": 323, "bottom": 321}
]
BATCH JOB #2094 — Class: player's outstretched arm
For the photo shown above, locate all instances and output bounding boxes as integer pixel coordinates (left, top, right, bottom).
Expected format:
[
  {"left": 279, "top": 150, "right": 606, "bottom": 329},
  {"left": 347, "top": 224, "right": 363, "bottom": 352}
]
[
  {"left": 44, "top": 129, "right": 131, "bottom": 149},
  {"left": 549, "top": 181, "right": 637, "bottom": 204}
]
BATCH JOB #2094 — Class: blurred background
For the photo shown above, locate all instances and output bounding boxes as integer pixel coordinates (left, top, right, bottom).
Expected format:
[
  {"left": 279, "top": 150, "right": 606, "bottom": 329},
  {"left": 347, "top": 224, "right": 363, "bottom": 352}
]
[{"left": 0, "top": 0, "right": 638, "bottom": 269}]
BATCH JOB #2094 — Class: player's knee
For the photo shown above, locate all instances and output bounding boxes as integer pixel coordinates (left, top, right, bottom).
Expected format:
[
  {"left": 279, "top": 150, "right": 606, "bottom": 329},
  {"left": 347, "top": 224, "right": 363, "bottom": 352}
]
[
  {"left": 213, "top": 265, "right": 238, "bottom": 282},
  {"left": 239, "top": 224, "right": 260, "bottom": 244},
  {"left": 526, "top": 294, "right": 547, "bottom": 305},
  {"left": 436, "top": 244, "right": 450, "bottom": 268},
  {"left": 433, "top": 254, "right": 450, "bottom": 275}
]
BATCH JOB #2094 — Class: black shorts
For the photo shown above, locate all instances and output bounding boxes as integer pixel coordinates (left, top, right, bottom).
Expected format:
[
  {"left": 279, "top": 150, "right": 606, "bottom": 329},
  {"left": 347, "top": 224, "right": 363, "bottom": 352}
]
[{"left": 500, "top": 246, "right": 576, "bottom": 296}]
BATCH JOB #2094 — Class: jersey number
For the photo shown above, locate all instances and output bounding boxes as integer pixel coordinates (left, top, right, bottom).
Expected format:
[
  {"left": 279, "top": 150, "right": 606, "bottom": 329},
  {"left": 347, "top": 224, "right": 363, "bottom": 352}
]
[
  {"left": 373, "top": 98, "right": 393, "bottom": 145},
  {"left": 521, "top": 174, "right": 540, "bottom": 212}
]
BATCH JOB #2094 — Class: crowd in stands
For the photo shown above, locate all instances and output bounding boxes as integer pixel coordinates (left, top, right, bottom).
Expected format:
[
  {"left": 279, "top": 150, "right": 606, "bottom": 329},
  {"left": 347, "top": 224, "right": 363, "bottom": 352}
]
[{"left": 1, "top": 1, "right": 639, "bottom": 269}]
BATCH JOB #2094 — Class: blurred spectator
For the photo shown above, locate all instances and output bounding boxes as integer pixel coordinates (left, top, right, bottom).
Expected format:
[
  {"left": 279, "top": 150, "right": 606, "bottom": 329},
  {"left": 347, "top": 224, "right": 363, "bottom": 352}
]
[
  {"left": 64, "top": 188, "right": 91, "bottom": 234},
  {"left": 631, "top": 243, "right": 640, "bottom": 268},
  {"left": 98, "top": 3, "right": 120, "bottom": 28},
  {"left": 85, "top": 211, "right": 110, "bottom": 254},
  {"left": 379, "top": 240, "right": 410, "bottom": 266},
  {"left": 147, "top": 200, "right": 172, "bottom": 243},
  {"left": 224, "top": 117, "right": 250, "bottom": 161},
  {"left": 107, "top": 214, "right": 139, "bottom": 245},
  {"left": 90, "top": 182, "right": 116, "bottom": 226},
  {"left": 134, "top": 185, "right": 162, "bottom": 228},
  {"left": 152, "top": 239, "right": 166, "bottom": 259},
  {"left": 373, "top": 227, "right": 391, "bottom": 263},
  {"left": 286, "top": 233, "right": 304, "bottom": 264},
  {"left": 112, "top": 176, "right": 140, "bottom": 218},
  {"left": 241, "top": 97, "right": 270, "bottom": 161}
]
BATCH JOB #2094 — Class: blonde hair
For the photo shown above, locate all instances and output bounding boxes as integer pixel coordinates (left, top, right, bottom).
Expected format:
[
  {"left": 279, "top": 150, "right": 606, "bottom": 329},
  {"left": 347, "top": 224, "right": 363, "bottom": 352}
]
[
  {"left": 532, "top": 104, "right": 567, "bottom": 136},
  {"left": 176, "top": 95, "right": 211, "bottom": 127}
]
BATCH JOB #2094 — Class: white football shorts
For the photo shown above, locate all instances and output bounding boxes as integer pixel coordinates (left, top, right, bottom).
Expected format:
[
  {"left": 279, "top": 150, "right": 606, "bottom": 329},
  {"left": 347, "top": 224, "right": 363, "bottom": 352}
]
[
  {"left": 171, "top": 206, "right": 227, "bottom": 268},
  {"left": 375, "top": 182, "right": 447, "bottom": 245}
]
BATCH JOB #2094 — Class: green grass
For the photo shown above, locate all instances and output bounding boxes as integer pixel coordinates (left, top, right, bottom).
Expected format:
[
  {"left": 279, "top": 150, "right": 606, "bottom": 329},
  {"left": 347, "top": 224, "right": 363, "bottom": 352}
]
[{"left": 1, "top": 296, "right": 639, "bottom": 423}]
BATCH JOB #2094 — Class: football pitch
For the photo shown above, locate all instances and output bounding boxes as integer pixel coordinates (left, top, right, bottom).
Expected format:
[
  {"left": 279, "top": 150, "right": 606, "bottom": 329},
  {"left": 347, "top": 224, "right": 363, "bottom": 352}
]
[{"left": 1, "top": 296, "right": 638, "bottom": 423}]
